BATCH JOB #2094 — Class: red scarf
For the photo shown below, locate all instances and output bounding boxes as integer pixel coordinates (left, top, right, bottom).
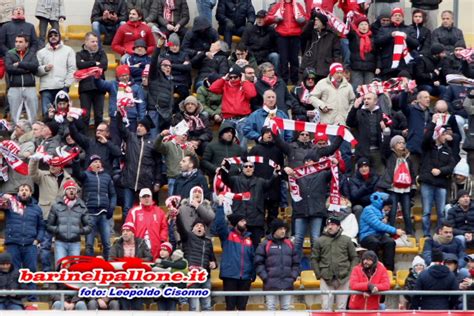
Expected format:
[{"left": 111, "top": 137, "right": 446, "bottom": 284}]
[
  {"left": 63, "top": 196, "right": 77, "bottom": 208},
  {"left": 262, "top": 75, "right": 278, "bottom": 88},
  {"left": 183, "top": 112, "right": 205, "bottom": 131},
  {"left": 164, "top": 0, "right": 175, "bottom": 23},
  {"left": 353, "top": 29, "right": 372, "bottom": 60}
]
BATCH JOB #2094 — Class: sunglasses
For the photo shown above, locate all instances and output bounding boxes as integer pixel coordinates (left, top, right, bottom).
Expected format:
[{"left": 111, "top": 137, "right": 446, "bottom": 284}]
[
  {"left": 229, "top": 75, "right": 239, "bottom": 80},
  {"left": 243, "top": 165, "right": 254, "bottom": 169}
]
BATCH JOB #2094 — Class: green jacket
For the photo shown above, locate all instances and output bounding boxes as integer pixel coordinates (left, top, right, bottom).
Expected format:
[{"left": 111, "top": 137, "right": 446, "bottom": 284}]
[
  {"left": 196, "top": 85, "right": 222, "bottom": 118},
  {"left": 311, "top": 229, "right": 358, "bottom": 283},
  {"left": 154, "top": 134, "right": 194, "bottom": 179}
]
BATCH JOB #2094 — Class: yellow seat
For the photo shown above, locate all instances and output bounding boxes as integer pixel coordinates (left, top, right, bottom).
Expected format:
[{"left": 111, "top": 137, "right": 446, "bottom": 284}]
[
  {"left": 396, "top": 269, "right": 410, "bottom": 288},
  {"left": 69, "top": 83, "right": 79, "bottom": 100},
  {"left": 294, "top": 277, "right": 301, "bottom": 289},
  {"left": 290, "top": 303, "right": 307, "bottom": 310},
  {"left": 66, "top": 25, "right": 92, "bottom": 40},
  {"left": 24, "top": 302, "right": 50, "bottom": 310},
  {"left": 310, "top": 303, "right": 322, "bottom": 310},
  {"left": 210, "top": 269, "right": 223, "bottom": 289},
  {"left": 0, "top": 81, "right": 6, "bottom": 97},
  {"left": 396, "top": 237, "right": 419, "bottom": 254},
  {"left": 212, "top": 237, "right": 222, "bottom": 255},
  {"left": 465, "top": 33, "right": 474, "bottom": 47},
  {"left": 303, "top": 237, "right": 312, "bottom": 255},
  {"left": 113, "top": 206, "right": 122, "bottom": 222},
  {"left": 0, "top": 211, "right": 4, "bottom": 221},
  {"left": 246, "top": 303, "right": 266, "bottom": 311},
  {"left": 301, "top": 270, "right": 320, "bottom": 288},
  {"left": 387, "top": 270, "right": 396, "bottom": 289},
  {"left": 107, "top": 53, "right": 118, "bottom": 70},
  {"left": 218, "top": 35, "right": 241, "bottom": 44},
  {"left": 419, "top": 237, "right": 428, "bottom": 254},
  {"left": 148, "top": 303, "right": 158, "bottom": 310},
  {"left": 251, "top": 275, "right": 264, "bottom": 288}
]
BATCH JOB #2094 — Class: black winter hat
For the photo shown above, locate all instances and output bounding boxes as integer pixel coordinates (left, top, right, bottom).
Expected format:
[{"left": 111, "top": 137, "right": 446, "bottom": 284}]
[
  {"left": 229, "top": 66, "right": 242, "bottom": 77},
  {"left": 133, "top": 39, "right": 147, "bottom": 49},
  {"left": 0, "top": 252, "right": 12, "bottom": 264},
  {"left": 431, "top": 43, "right": 445, "bottom": 55},
  {"left": 192, "top": 218, "right": 206, "bottom": 229},
  {"left": 138, "top": 115, "right": 155, "bottom": 132},
  {"left": 270, "top": 219, "right": 287, "bottom": 234},
  {"left": 312, "top": 11, "right": 328, "bottom": 26},
  {"left": 455, "top": 40, "right": 467, "bottom": 49},
  {"left": 89, "top": 155, "right": 102, "bottom": 165},
  {"left": 361, "top": 250, "right": 378, "bottom": 264},
  {"left": 357, "top": 157, "right": 370, "bottom": 168},
  {"left": 431, "top": 248, "right": 444, "bottom": 263},
  {"left": 44, "top": 120, "right": 60, "bottom": 137},
  {"left": 227, "top": 214, "right": 245, "bottom": 227}
]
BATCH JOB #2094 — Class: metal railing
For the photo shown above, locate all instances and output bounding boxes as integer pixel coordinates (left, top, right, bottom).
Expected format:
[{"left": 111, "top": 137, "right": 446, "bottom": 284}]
[{"left": 1, "top": 289, "right": 474, "bottom": 311}]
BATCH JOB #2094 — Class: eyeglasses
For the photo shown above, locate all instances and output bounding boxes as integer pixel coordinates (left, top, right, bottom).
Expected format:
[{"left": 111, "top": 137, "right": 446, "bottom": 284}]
[
  {"left": 306, "top": 77, "right": 316, "bottom": 81},
  {"left": 243, "top": 165, "right": 254, "bottom": 169}
]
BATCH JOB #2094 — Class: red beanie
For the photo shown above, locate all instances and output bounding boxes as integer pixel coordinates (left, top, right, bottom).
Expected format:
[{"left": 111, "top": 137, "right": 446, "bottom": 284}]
[
  {"left": 160, "top": 242, "right": 173, "bottom": 254},
  {"left": 391, "top": 7, "right": 404, "bottom": 17},
  {"left": 116, "top": 65, "right": 130, "bottom": 77},
  {"left": 122, "top": 222, "right": 135, "bottom": 234},
  {"left": 314, "top": 131, "right": 329, "bottom": 143},
  {"left": 329, "top": 63, "right": 344, "bottom": 76},
  {"left": 63, "top": 180, "right": 77, "bottom": 191}
]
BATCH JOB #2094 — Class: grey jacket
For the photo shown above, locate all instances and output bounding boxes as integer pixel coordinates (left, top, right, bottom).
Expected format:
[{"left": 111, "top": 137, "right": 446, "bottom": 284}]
[{"left": 47, "top": 198, "right": 92, "bottom": 242}]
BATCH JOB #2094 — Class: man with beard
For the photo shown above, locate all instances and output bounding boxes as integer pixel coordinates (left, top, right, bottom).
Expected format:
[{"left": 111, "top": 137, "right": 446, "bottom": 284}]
[
  {"left": 0, "top": 184, "right": 44, "bottom": 299},
  {"left": 211, "top": 199, "right": 255, "bottom": 311},
  {"left": 349, "top": 250, "right": 391, "bottom": 310},
  {"left": 312, "top": 217, "right": 358, "bottom": 310}
]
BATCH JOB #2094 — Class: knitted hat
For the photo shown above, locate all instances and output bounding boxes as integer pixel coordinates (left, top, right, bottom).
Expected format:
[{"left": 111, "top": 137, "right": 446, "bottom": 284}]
[
  {"left": 411, "top": 255, "right": 426, "bottom": 269},
  {"left": 122, "top": 222, "right": 135, "bottom": 233},
  {"left": 314, "top": 131, "right": 328, "bottom": 143},
  {"left": 44, "top": 121, "right": 60, "bottom": 137},
  {"left": 313, "top": 11, "right": 328, "bottom": 26},
  {"left": 270, "top": 219, "right": 287, "bottom": 234},
  {"left": 138, "top": 115, "right": 155, "bottom": 132},
  {"left": 133, "top": 39, "right": 147, "bottom": 49},
  {"left": 454, "top": 159, "right": 470, "bottom": 177},
  {"left": 256, "top": 10, "right": 267, "bottom": 18},
  {"left": 63, "top": 180, "right": 77, "bottom": 191},
  {"left": 192, "top": 218, "right": 206, "bottom": 229},
  {"left": 354, "top": 15, "right": 369, "bottom": 27},
  {"left": 167, "top": 33, "right": 180, "bottom": 47},
  {"left": 457, "top": 189, "right": 470, "bottom": 201},
  {"left": 227, "top": 213, "right": 245, "bottom": 227},
  {"left": 89, "top": 154, "right": 102, "bottom": 165},
  {"left": 116, "top": 64, "right": 130, "bottom": 77},
  {"left": 361, "top": 250, "right": 378, "bottom": 263},
  {"left": 455, "top": 40, "right": 467, "bottom": 49},
  {"left": 326, "top": 217, "right": 341, "bottom": 226},
  {"left": 431, "top": 43, "right": 445, "bottom": 55},
  {"left": 160, "top": 241, "right": 173, "bottom": 254},
  {"left": 391, "top": 7, "right": 404, "bottom": 17},
  {"left": 431, "top": 248, "right": 444, "bottom": 263},
  {"left": 390, "top": 135, "right": 405, "bottom": 149},
  {"left": 0, "top": 252, "right": 12, "bottom": 264},
  {"left": 329, "top": 63, "right": 344, "bottom": 76}
]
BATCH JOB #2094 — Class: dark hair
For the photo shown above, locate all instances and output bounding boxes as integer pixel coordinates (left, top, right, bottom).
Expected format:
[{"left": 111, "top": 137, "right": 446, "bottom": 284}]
[
  {"left": 243, "top": 65, "right": 254, "bottom": 72},
  {"left": 235, "top": 42, "right": 247, "bottom": 52},
  {"left": 16, "top": 34, "right": 29, "bottom": 43},
  {"left": 129, "top": 7, "right": 143, "bottom": 19},
  {"left": 412, "top": 9, "right": 426, "bottom": 21},
  {"left": 438, "top": 221, "right": 453, "bottom": 232},
  {"left": 85, "top": 32, "right": 98, "bottom": 40},
  {"left": 185, "top": 154, "right": 199, "bottom": 169},
  {"left": 18, "top": 183, "right": 32, "bottom": 192}
]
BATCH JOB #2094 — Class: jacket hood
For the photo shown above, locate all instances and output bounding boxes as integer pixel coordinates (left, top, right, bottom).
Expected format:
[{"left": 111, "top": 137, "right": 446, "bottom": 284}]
[
  {"left": 218, "top": 121, "right": 236, "bottom": 139},
  {"left": 54, "top": 90, "right": 72, "bottom": 110},
  {"left": 192, "top": 16, "right": 211, "bottom": 32},
  {"left": 178, "top": 97, "right": 204, "bottom": 114},
  {"left": 428, "top": 264, "right": 451, "bottom": 279},
  {"left": 370, "top": 192, "right": 390, "bottom": 210}
]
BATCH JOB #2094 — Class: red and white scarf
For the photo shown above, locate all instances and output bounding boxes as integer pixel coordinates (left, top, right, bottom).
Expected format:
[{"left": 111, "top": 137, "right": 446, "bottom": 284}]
[
  {"left": 288, "top": 158, "right": 341, "bottom": 210},
  {"left": 315, "top": 7, "right": 350, "bottom": 36},
  {"left": 270, "top": 117, "right": 358, "bottom": 147},
  {"left": 117, "top": 81, "right": 142, "bottom": 127},
  {"left": 357, "top": 77, "right": 417, "bottom": 96},
  {"left": 459, "top": 48, "right": 474, "bottom": 63},
  {"left": 164, "top": 0, "right": 175, "bottom": 23},
  {"left": 165, "top": 195, "right": 182, "bottom": 219},
  {"left": 10, "top": 196, "right": 24, "bottom": 216},
  {"left": 0, "top": 140, "right": 29, "bottom": 181},
  {"left": 73, "top": 67, "right": 103, "bottom": 81},
  {"left": 63, "top": 196, "right": 77, "bottom": 208},
  {"left": 183, "top": 113, "right": 206, "bottom": 131},
  {"left": 273, "top": 0, "right": 305, "bottom": 21},
  {"left": 391, "top": 31, "right": 413, "bottom": 69}
]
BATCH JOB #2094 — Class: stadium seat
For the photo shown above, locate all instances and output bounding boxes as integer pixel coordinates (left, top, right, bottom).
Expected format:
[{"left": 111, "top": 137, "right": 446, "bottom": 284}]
[
  {"left": 300, "top": 270, "right": 320, "bottom": 288},
  {"left": 69, "top": 83, "right": 79, "bottom": 100},
  {"left": 246, "top": 303, "right": 266, "bottom": 310},
  {"left": 387, "top": 270, "right": 396, "bottom": 288},
  {"left": 419, "top": 237, "right": 428, "bottom": 254},
  {"left": 290, "top": 303, "right": 307, "bottom": 310},
  {"left": 0, "top": 211, "right": 4, "bottom": 221},
  {"left": 303, "top": 237, "right": 311, "bottom": 255},
  {"left": 210, "top": 269, "right": 223, "bottom": 289},
  {"left": 213, "top": 303, "right": 226, "bottom": 310},
  {"left": 148, "top": 303, "right": 158, "bottom": 310},
  {"left": 113, "top": 206, "right": 122, "bottom": 222},
  {"left": 396, "top": 237, "right": 419, "bottom": 254},
  {"left": 0, "top": 81, "right": 6, "bottom": 97},
  {"left": 218, "top": 35, "right": 241, "bottom": 44},
  {"left": 66, "top": 25, "right": 92, "bottom": 40},
  {"left": 396, "top": 269, "right": 410, "bottom": 288},
  {"left": 212, "top": 237, "right": 222, "bottom": 255},
  {"left": 251, "top": 275, "right": 264, "bottom": 288},
  {"left": 107, "top": 53, "right": 118, "bottom": 70}
]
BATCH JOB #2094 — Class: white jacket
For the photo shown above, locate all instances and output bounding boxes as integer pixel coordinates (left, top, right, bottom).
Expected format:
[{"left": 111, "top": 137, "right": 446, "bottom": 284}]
[{"left": 36, "top": 42, "right": 76, "bottom": 91}]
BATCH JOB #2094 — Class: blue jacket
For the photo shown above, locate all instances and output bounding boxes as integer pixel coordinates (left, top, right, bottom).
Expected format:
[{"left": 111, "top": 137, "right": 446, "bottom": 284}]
[
  {"left": 72, "top": 163, "right": 117, "bottom": 217},
  {"left": 211, "top": 205, "right": 255, "bottom": 281},
  {"left": 124, "top": 54, "right": 151, "bottom": 84},
  {"left": 95, "top": 78, "right": 146, "bottom": 120},
  {"left": 1, "top": 197, "right": 44, "bottom": 246},
  {"left": 400, "top": 92, "right": 431, "bottom": 155},
  {"left": 359, "top": 192, "right": 397, "bottom": 241},
  {"left": 242, "top": 108, "right": 293, "bottom": 142},
  {"left": 422, "top": 236, "right": 466, "bottom": 267}
]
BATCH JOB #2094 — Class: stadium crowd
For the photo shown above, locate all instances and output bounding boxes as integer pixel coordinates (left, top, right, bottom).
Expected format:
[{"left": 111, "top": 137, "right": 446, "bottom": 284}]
[{"left": 0, "top": 0, "right": 473, "bottom": 312}]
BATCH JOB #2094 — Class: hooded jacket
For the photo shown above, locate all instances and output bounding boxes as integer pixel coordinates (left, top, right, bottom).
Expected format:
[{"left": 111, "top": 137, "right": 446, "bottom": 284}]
[
  {"left": 37, "top": 40, "right": 76, "bottom": 91},
  {"left": 159, "top": 48, "right": 192, "bottom": 86},
  {"left": 209, "top": 77, "right": 256, "bottom": 119},
  {"left": 111, "top": 21, "right": 156, "bottom": 56},
  {"left": 47, "top": 198, "right": 92, "bottom": 242},
  {"left": 177, "top": 197, "right": 215, "bottom": 236},
  {"left": 359, "top": 192, "right": 397, "bottom": 241},
  {"left": 181, "top": 17, "right": 219, "bottom": 57},
  {"left": 155, "top": 134, "right": 194, "bottom": 179},
  {"left": 172, "top": 100, "right": 213, "bottom": 144},
  {"left": 411, "top": 264, "right": 459, "bottom": 310}
]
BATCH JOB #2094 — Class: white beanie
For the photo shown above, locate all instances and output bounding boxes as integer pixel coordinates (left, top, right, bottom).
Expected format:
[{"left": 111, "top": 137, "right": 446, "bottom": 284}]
[
  {"left": 412, "top": 255, "right": 426, "bottom": 269},
  {"left": 454, "top": 159, "right": 470, "bottom": 178}
]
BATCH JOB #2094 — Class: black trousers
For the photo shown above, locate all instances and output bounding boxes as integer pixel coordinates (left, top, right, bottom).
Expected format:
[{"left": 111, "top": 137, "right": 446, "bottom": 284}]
[
  {"left": 247, "top": 225, "right": 265, "bottom": 250},
  {"left": 360, "top": 234, "right": 396, "bottom": 271},
  {"left": 80, "top": 90, "right": 105, "bottom": 128},
  {"left": 222, "top": 277, "right": 252, "bottom": 310}
]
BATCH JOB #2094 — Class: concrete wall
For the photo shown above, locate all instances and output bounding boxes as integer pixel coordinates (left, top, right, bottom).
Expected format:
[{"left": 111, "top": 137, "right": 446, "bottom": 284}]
[{"left": 20, "top": 0, "right": 473, "bottom": 34}]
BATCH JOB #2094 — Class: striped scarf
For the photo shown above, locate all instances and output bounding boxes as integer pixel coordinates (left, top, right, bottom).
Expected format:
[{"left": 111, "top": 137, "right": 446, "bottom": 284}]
[{"left": 391, "top": 31, "right": 413, "bottom": 69}]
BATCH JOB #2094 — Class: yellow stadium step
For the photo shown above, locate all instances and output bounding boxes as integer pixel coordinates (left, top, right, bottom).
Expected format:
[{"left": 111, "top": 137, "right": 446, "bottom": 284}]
[
  {"left": 396, "top": 237, "right": 419, "bottom": 254},
  {"left": 213, "top": 303, "right": 226, "bottom": 311},
  {"left": 290, "top": 303, "right": 308, "bottom": 310},
  {"left": 419, "top": 237, "right": 428, "bottom": 254},
  {"left": 396, "top": 269, "right": 410, "bottom": 288},
  {"left": 66, "top": 25, "right": 92, "bottom": 40},
  {"left": 246, "top": 303, "right": 266, "bottom": 311},
  {"left": 113, "top": 206, "right": 123, "bottom": 223},
  {"left": 387, "top": 270, "right": 396, "bottom": 289},
  {"left": 218, "top": 35, "right": 241, "bottom": 44},
  {"left": 107, "top": 53, "right": 118, "bottom": 71},
  {"left": 212, "top": 237, "right": 222, "bottom": 255}
]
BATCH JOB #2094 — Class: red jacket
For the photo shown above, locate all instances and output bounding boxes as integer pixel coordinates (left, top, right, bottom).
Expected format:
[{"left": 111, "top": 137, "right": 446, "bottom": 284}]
[
  {"left": 125, "top": 203, "right": 168, "bottom": 260},
  {"left": 111, "top": 21, "right": 156, "bottom": 56},
  {"left": 266, "top": 1, "right": 307, "bottom": 37},
  {"left": 338, "top": 0, "right": 364, "bottom": 18},
  {"left": 304, "top": 0, "right": 338, "bottom": 13},
  {"left": 349, "top": 261, "right": 391, "bottom": 310},
  {"left": 209, "top": 78, "right": 256, "bottom": 119}
]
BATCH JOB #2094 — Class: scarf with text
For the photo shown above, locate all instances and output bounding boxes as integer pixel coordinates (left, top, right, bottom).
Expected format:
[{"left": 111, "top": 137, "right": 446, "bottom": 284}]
[
  {"left": 357, "top": 77, "right": 417, "bottom": 96},
  {"left": 0, "top": 140, "right": 29, "bottom": 181},
  {"left": 391, "top": 31, "right": 413, "bottom": 69},
  {"left": 273, "top": 0, "right": 305, "bottom": 21}
]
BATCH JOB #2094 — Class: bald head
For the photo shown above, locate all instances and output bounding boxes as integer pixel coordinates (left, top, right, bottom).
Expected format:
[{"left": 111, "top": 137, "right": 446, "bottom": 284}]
[{"left": 435, "top": 100, "right": 448, "bottom": 113}]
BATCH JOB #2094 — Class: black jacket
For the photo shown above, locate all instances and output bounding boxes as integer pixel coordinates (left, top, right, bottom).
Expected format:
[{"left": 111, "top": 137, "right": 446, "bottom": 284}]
[
  {"left": 347, "top": 30, "right": 377, "bottom": 72},
  {"left": 152, "top": 0, "right": 190, "bottom": 27},
  {"left": 348, "top": 171, "right": 380, "bottom": 207},
  {"left": 221, "top": 171, "right": 278, "bottom": 226},
  {"left": 47, "top": 199, "right": 92, "bottom": 242},
  {"left": 0, "top": 19, "right": 38, "bottom": 57},
  {"left": 255, "top": 236, "right": 299, "bottom": 291},
  {"left": 181, "top": 16, "right": 219, "bottom": 57},
  {"left": 90, "top": 0, "right": 128, "bottom": 25},
  {"left": 408, "top": 23, "right": 432, "bottom": 57},
  {"left": 159, "top": 48, "right": 192, "bottom": 87},
  {"left": 240, "top": 24, "right": 277, "bottom": 64},
  {"left": 192, "top": 50, "right": 229, "bottom": 84},
  {"left": 0, "top": 266, "right": 22, "bottom": 306},
  {"left": 5, "top": 48, "right": 38, "bottom": 87},
  {"left": 411, "top": 0, "right": 442, "bottom": 10},
  {"left": 414, "top": 55, "right": 444, "bottom": 86},
  {"left": 76, "top": 46, "right": 108, "bottom": 93},
  {"left": 446, "top": 203, "right": 474, "bottom": 236},
  {"left": 346, "top": 105, "right": 383, "bottom": 159},
  {"left": 292, "top": 170, "right": 332, "bottom": 219},
  {"left": 411, "top": 265, "right": 459, "bottom": 310},
  {"left": 109, "top": 237, "right": 153, "bottom": 261},
  {"left": 419, "top": 123, "right": 456, "bottom": 188},
  {"left": 432, "top": 25, "right": 464, "bottom": 52},
  {"left": 216, "top": 0, "right": 255, "bottom": 32},
  {"left": 443, "top": 55, "right": 474, "bottom": 78},
  {"left": 378, "top": 148, "right": 416, "bottom": 191},
  {"left": 301, "top": 26, "right": 341, "bottom": 77},
  {"left": 178, "top": 219, "right": 215, "bottom": 272},
  {"left": 148, "top": 47, "right": 174, "bottom": 129},
  {"left": 174, "top": 170, "right": 211, "bottom": 201},
  {"left": 253, "top": 77, "right": 299, "bottom": 113}
]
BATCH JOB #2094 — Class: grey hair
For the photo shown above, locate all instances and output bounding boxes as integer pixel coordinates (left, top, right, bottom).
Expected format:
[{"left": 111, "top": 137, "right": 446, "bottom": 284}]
[{"left": 16, "top": 119, "right": 32, "bottom": 132}]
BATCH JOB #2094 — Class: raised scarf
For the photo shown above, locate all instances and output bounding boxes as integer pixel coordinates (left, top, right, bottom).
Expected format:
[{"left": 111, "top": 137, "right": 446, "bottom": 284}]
[
  {"left": 353, "top": 29, "right": 372, "bottom": 60},
  {"left": 164, "top": 0, "right": 175, "bottom": 23},
  {"left": 273, "top": 0, "right": 305, "bottom": 21},
  {"left": 183, "top": 112, "right": 206, "bottom": 131},
  {"left": 357, "top": 77, "right": 417, "bottom": 96}
]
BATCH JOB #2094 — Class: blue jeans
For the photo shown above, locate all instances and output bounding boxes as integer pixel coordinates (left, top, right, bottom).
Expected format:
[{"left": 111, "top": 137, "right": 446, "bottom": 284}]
[
  {"left": 189, "top": 278, "right": 211, "bottom": 311},
  {"left": 168, "top": 178, "right": 176, "bottom": 197},
  {"left": 0, "top": 302, "right": 23, "bottom": 310},
  {"left": 123, "top": 188, "right": 137, "bottom": 219},
  {"left": 294, "top": 217, "right": 323, "bottom": 258},
  {"left": 119, "top": 298, "right": 143, "bottom": 310},
  {"left": 7, "top": 244, "right": 38, "bottom": 301},
  {"left": 40, "top": 88, "right": 63, "bottom": 116},
  {"left": 157, "top": 298, "right": 177, "bottom": 311},
  {"left": 40, "top": 220, "right": 53, "bottom": 272},
  {"left": 388, "top": 192, "right": 414, "bottom": 235},
  {"left": 196, "top": 0, "right": 215, "bottom": 24},
  {"left": 421, "top": 183, "right": 447, "bottom": 237},
  {"left": 52, "top": 301, "right": 87, "bottom": 310},
  {"left": 86, "top": 213, "right": 111, "bottom": 260},
  {"left": 91, "top": 21, "right": 123, "bottom": 46},
  {"left": 222, "top": 25, "right": 245, "bottom": 47},
  {"left": 54, "top": 241, "right": 81, "bottom": 267},
  {"left": 340, "top": 38, "right": 350, "bottom": 67},
  {"left": 267, "top": 52, "right": 280, "bottom": 73},
  {"left": 223, "top": 117, "right": 247, "bottom": 151}
]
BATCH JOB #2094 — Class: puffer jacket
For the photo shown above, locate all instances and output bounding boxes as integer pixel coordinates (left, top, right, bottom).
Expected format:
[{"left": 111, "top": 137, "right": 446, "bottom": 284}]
[
  {"left": 5, "top": 48, "right": 38, "bottom": 87},
  {"left": 181, "top": 17, "right": 219, "bottom": 57},
  {"left": 240, "top": 24, "right": 277, "bottom": 64},
  {"left": 76, "top": 46, "right": 108, "bottom": 93},
  {"left": 209, "top": 77, "right": 256, "bottom": 118},
  {"left": 422, "top": 234, "right": 465, "bottom": 266},
  {"left": 292, "top": 170, "right": 332, "bottom": 219},
  {"left": 197, "top": 85, "right": 222, "bottom": 118},
  {"left": 152, "top": 0, "right": 190, "bottom": 27},
  {"left": 312, "top": 229, "right": 358, "bottom": 283},
  {"left": 177, "top": 199, "right": 215, "bottom": 235},
  {"left": 110, "top": 236, "right": 152, "bottom": 261},
  {"left": 349, "top": 261, "right": 390, "bottom": 310},
  {"left": 0, "top": 265, "right": 22, "bottom": 306},
  {"left": 35, "top": 0, "right": 65, "bottom": 22},
  {"left": 179, "top": 221, "right": 215, "bottom": 272},
  {"left": 2, "top": 197, "right": 44, "bottom": 246},
  {"left": 216, "top": 0, "right": 255, "bottom": 32},
  {"left": 432, "top": 25, "right": 464, "bottom": 52},
  {"left": 124, "top": 53, "right": 151, "bottom": 84},
  {"left": 72, "top": 163, "right": 117, "bottom": 216},
  {"left": 255, "top": 235, "right": 299, "bottom": 290},
  {"left": 118, "top": 117, "right": 161, "bottom": 191},
  {"left": 411, "top": 0, "right": 442, "bottom": 10},
  {"left": 37, "top": 42, "right": 76, "bottom": 91},
  {"left": 90, "top": 0, "right": 128, "bottom": 25},
  {"left": 211, "top": 205, "right": 255, "bottom": 280},
  {"left": 192, "top": 50, "right": 229, "bottom": 84},
  {"left": 111, "top": 21, "right": 156, "bottom": 56},
  {"left": 447, "top": 203, "right": 474, "bottom": 236},
  {"left": 159, "top": 48, "right": 192, "bottom": 86},
  {"left": 0, "top": 19, "right": 39, "bottom": 56},
  {"left": 266, "top": 0, "right": 306, "bottom": 37},
  {"left": 359, "top": 192, "right": 397, "bottom": 241},
  {"left": 47, "top": 198, "right": 92, "bottom": 242}
]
